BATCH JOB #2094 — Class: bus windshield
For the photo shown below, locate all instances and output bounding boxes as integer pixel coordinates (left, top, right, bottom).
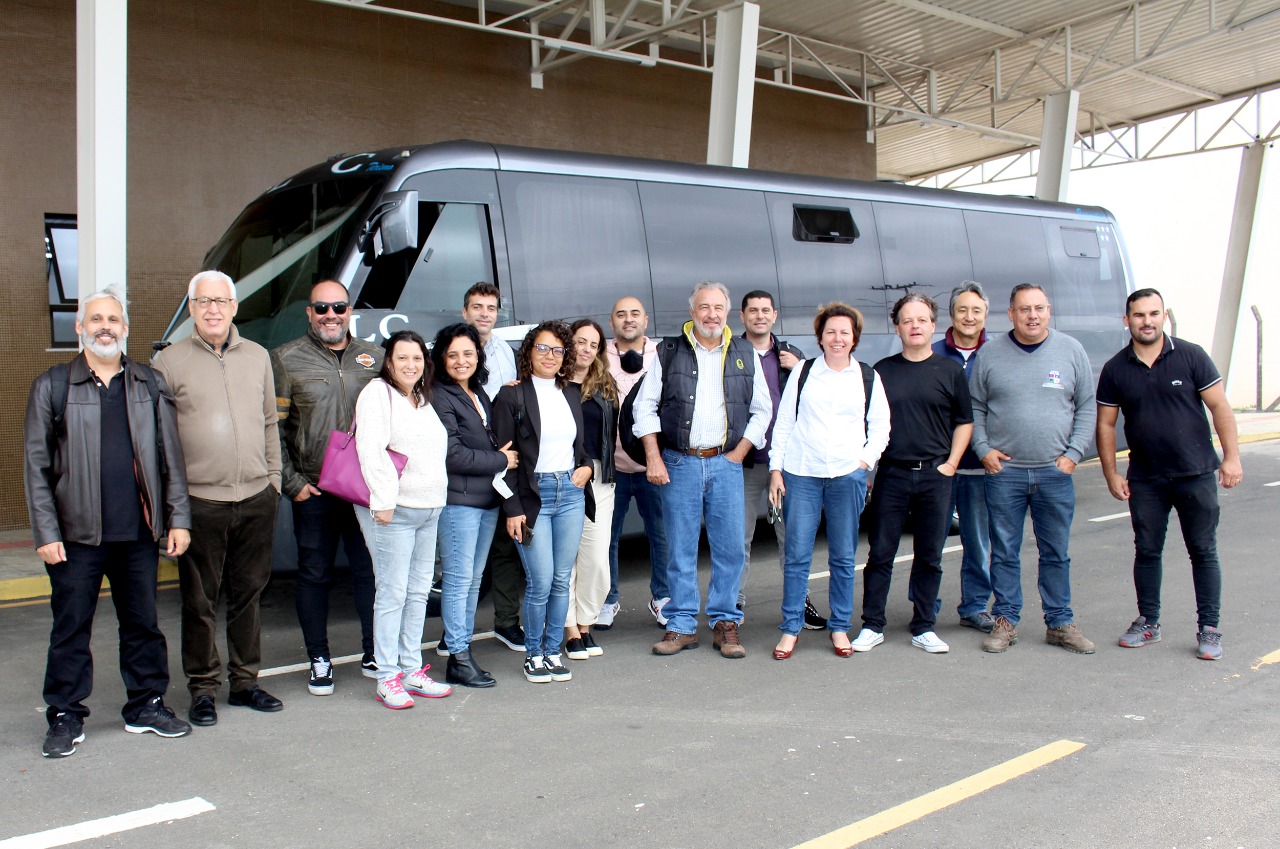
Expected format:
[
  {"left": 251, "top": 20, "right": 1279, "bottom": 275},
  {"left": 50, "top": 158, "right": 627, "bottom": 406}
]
[{"left": 165, "top": 175, "right": 384, "bottom": 349}]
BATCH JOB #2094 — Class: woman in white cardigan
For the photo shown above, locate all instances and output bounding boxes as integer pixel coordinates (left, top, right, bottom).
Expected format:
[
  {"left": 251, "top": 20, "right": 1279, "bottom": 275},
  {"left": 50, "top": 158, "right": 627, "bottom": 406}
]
[{"left": 355, "top": 330, "right": 453, "bottom": 710}]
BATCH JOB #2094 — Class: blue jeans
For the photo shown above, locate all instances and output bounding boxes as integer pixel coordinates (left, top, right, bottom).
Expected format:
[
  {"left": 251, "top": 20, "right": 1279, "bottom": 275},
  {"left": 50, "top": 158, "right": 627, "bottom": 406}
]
[
  {"left": 607, "top": 470, "right": 669, "bottom": 604},
  {"left": 516, "top": 473, "right": 586, "bottom": 657},
  {"left": 439, "top": 504, "right": 500, "bottom": 653},
  {"left": 292, "top": 492, "right": 376, "bottom": 659},
  {"left": 954, "top": 474, "right": 993, "bottom": 618},
  {"left": 659, "top": 449, "right": 745, "bottom": 635},
  {"left": 780, "top": 469, "right": 866, "bottom": 635},
  {"left": 985, "top": 465, "right": 1075, "bottom": 628},
  {"left": 356, "top": 506, "right": 441, "bottom": 681}
]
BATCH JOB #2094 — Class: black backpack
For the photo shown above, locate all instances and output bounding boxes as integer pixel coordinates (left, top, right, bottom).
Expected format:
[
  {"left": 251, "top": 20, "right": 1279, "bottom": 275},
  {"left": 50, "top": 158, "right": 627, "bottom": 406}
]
[
  {"left": 617, "top": 340, "right": 679, "bottom": 466},
  {"left": 48, "top": 361, "right": 167, "bottom": 463},
  {"left": 791, "top": 357, "right": 876, "bottom": 426}
]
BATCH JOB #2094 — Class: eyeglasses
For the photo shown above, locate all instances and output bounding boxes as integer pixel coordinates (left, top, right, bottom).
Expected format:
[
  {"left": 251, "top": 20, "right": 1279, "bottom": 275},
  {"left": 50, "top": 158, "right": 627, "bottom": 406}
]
[
  {"left": 190, "top": 297, "right": 234, "bottom": 308},
  {"left": 534, "top": 343, "right": 566, "bottom": 357},
  {"left": 310, "top": 301, "right": 350, "bottom": 315},
  {"left": 1014, "top": 304, "right": 1050, "bottom": 316}
]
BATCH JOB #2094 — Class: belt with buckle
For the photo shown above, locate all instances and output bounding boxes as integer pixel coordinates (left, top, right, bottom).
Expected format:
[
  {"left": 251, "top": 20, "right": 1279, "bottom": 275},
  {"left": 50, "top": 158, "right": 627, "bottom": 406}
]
[
  {"left": 882, "top": 457, "right": 947, "bottom": 471},
  {"left": 683, "top": 447, "right": 722, "bottom": 458}
]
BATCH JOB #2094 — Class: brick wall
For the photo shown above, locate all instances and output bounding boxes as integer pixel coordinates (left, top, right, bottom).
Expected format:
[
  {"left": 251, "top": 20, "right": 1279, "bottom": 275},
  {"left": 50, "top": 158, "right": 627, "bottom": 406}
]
[{"left": 0, "top": 0, "right": 873, "bottom": 530}]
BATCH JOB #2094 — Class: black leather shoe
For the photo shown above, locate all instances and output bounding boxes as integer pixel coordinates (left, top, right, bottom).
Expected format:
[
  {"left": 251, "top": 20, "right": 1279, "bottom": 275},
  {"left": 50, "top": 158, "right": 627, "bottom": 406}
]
[
  {"left": 228, "top": 686, "right": 284, "bottom": 712},
  {"left": 188, "top": 695, "right": 217, "bottom": 727},
  {"left": 446, "top": 650, "right": 496, "bottom": 688}
]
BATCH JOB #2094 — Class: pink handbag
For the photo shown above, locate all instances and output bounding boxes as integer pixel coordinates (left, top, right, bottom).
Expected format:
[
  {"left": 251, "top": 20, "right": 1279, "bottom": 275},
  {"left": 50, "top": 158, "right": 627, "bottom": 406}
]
[{"left": 317, "top": 383, "right": 408, "bottom": 508}]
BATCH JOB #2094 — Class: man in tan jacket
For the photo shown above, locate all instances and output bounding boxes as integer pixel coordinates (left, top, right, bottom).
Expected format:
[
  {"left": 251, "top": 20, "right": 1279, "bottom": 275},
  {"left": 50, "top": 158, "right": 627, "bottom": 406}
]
[{"left": 153, "top": 270, "right": 283, "bottom": 727}]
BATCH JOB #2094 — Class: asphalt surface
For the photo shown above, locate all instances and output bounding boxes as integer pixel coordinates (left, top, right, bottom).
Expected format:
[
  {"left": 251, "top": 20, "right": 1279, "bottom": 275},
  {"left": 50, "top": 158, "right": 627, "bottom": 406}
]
[{"left": 2, "top": 442, "right": 1278, "bottom": 849}]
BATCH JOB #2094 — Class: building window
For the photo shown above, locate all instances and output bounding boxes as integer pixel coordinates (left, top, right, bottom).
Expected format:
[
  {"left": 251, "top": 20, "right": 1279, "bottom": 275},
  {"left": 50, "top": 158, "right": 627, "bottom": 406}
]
[{"left": 45, "top": 214, "right": 78, "bottom": 349}]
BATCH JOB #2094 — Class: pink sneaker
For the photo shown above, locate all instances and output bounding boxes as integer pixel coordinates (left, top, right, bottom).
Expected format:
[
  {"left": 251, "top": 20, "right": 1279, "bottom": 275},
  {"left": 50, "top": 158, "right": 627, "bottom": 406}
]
[
  {"left": 403, "top": 665, "right": 452, "bottom": 699},
  {"left": 375, "top": 673, "right": 415, "bottom": 710}
]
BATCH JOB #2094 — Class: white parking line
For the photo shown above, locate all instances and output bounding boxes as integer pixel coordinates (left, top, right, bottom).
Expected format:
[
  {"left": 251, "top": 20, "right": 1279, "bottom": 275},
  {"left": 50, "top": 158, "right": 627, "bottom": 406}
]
[
  {"left": 0, "top": 797, "right": 214, "bottom": 849},
  {"left": 1264, "top": 481, "right": 1280, "bottom": 487},
  {"left": 1089, "top": 511, "right": 1130, "bottom": 523},
  {"left": 260, "top": 634, "right": 499, "bottom": 678},
  {"left": 810, "top": 544, "right": 963, "bottom": 581}
]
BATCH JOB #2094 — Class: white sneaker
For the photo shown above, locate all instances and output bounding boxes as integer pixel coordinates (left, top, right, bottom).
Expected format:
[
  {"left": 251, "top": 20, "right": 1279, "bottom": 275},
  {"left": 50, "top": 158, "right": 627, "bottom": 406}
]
[
  {"left": 851, "top": 628, "right": 884, "bottom": 652},
  {"left": 594, "top": 602, "right": 620, "bottom": 630},
  {"left": 648, "top": 597, "right": 671, "bottom": 627},
  {"left": 911, "top": 631, "right": 950, "bottom": 654},
  {"left": 403, "top": 665, "right": 452, "bottom": 698},
  {"left": 375, "top": 673, "right": 414, "bottom": 710}
]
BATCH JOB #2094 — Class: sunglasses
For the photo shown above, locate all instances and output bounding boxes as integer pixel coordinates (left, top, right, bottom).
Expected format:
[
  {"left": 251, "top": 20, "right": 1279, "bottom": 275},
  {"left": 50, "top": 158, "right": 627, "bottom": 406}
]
[
  {"left": 310, "top": 301, "right": 350, "bottom": 315},
  {"left": 534, "top": 343, "right": 566, "bottom": 357}
]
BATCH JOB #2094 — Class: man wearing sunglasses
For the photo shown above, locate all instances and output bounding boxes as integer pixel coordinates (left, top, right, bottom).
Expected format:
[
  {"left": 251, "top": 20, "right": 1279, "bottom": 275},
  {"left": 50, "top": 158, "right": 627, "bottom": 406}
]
[{"left": 271, "top": 280, "right": 383, "bottom": 696}]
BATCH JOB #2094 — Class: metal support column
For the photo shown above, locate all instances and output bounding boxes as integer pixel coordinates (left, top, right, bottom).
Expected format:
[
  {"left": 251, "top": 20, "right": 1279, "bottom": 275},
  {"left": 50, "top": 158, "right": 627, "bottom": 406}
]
[
  {"left": 1035, "top": 90, "right": 1079, "bottom": 201},
  {"left": 1211, "top": 142, "right": 1268, "bottom": 381},
  {"left": 706, "top": 2, "right": 759, "bottom": 168},
  {"left": 76, "top": 0, "right": 128, "bottom": 330}
]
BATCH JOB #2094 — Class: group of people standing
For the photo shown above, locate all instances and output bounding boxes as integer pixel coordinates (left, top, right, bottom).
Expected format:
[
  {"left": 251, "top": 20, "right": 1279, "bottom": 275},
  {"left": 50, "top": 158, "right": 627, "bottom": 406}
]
[{"left": 24, "top": 271, "right": 1240, "bottom": 759}]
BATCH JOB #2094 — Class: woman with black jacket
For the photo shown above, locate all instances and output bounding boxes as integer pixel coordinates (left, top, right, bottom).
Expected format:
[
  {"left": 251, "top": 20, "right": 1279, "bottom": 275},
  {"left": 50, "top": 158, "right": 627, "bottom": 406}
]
[
  {"left": 430, "top": 324, "right": 518, "bottom": 688},
  {"left": 563, "top": 319, "right": 619, "bottom": 660},
  {"left": 492, "top": 321, "right": 594, "bottom": 684}
]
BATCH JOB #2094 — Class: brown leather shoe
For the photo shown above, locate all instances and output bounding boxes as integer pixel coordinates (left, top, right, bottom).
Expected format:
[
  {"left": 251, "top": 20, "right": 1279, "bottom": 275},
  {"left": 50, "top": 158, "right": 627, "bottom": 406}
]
[
  {"left": 982, "top": 616, "right": 1018, "bottom": 653},
  {"left": 712, "top": 621, "right": 747, "bottom": 659},
  {"left": 1046, "top": 623, "right": 1096, "bottom": 654},
  {"left": 652, "top": 631, "right": 699, "bottom": 655}
]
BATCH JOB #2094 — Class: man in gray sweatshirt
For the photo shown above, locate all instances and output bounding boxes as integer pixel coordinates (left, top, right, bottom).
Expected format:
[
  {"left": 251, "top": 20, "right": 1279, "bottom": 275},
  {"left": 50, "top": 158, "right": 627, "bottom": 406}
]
[{"left": 969, "top": 284, "right": 1096, "bottom": 654}]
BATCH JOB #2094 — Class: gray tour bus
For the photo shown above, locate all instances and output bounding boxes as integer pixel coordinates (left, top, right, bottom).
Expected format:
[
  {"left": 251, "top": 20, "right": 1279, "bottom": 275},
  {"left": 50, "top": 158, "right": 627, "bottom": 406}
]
[
  {"left": 162, "top": 139, "right": 1133, "bottom": 371},
  {"left": 160, "top": 140, "right": 1133, "bottom": 564}
]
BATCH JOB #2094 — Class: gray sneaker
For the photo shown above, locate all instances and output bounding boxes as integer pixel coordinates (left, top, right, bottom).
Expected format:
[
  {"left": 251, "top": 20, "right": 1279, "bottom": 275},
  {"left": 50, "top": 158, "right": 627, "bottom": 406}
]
[
  {"left": 1118, "top": 616, "right": 1161, "bottom": 648},
  {"left": 959, "top": 611, "right": 996, "bottom": 633},
  {"left": 1196, "top": 626, "right": 1223, "bottom": 661}
]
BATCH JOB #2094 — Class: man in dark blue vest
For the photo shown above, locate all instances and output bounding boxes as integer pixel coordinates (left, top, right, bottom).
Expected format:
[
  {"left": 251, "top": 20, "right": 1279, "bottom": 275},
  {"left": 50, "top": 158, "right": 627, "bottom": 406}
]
[{"left": 632, "top": 281, "right": 772, "bottom": 658}]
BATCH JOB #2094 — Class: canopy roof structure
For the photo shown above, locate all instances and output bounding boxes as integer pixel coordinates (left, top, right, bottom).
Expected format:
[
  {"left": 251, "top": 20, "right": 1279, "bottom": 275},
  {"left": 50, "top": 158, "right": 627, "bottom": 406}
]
[{"left": 321, "top": 0, "right": 1280, "bottom": 180}]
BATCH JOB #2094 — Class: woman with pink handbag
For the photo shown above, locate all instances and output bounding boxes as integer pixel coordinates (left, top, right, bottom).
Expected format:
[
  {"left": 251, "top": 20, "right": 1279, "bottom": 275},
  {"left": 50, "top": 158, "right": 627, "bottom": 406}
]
[{"left": 354, "top": 330, "right": 453, "bottom": 710}]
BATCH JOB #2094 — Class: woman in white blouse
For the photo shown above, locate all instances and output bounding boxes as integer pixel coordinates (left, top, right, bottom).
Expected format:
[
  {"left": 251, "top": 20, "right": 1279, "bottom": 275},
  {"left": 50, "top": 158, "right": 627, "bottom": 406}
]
[
  {"left": 492, "top": 321, "right": 593, "bottom": 684},
  {"left": 768, "top": 304, "right": 891, "bottom": 659},
  {"left": 355, "top": 330, "right": 453, "bottom": 709}
]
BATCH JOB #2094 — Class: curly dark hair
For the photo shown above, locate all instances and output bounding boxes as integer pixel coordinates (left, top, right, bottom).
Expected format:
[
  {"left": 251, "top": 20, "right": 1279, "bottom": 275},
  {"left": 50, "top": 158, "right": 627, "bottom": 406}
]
[
  {"left": 431, "top": 323, "right": 489, "bottom": 391},
  {"left": 516, "top": 320, "right": 575, "bottom": 388},
  {"left": 378, "top": 330, "right": 433, "bottom": 405}
]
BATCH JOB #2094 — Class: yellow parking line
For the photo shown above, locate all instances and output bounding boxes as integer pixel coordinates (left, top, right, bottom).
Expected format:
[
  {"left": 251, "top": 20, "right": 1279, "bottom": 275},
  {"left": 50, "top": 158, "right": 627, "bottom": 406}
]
[
  {"left": 791, "top": 739, "right": 1086, "bottom": 849},
  {"left": 1251, "top": 649, "right": 1280, "bottom": 671},
  {"left": 0, "top": 561, "right": 181, "bottom": 603}
]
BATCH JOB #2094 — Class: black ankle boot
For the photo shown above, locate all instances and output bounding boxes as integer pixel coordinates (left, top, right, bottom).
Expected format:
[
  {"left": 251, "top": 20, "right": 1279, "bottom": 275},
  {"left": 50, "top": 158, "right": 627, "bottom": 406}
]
[{"left": 446, "top": 650, "right": 496, "bottom": 688}]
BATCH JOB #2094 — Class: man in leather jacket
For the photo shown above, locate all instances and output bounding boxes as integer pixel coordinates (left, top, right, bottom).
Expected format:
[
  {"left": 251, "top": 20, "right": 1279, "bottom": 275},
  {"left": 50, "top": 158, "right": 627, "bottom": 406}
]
[
  {"left": 271, "top": 279, "right": 383, "bottom": 696},
  {"left": 24, "top": 286, "right": 192, "bottom": 757}
]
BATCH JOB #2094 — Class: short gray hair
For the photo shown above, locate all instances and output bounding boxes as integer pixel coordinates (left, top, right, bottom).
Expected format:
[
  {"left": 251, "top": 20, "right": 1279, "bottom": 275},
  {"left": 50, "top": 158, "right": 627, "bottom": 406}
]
[
  {"left": 188, "top": 270, "right": 238, "bottom": 300},
  {"left": 76, "top": 285, "right": 129, "bottom": 326},
  {"left": 949, "top": 281, "right": 988, "bottom": 317},
  {"left": 689, "top": 280, "right": 731, "bottom": 309}
]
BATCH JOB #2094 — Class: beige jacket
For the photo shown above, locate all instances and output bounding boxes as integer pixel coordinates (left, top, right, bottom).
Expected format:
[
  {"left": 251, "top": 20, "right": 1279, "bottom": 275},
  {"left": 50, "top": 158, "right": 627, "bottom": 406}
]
[{"left": 153, "top": 326, "right": 281, "bottom": 502}]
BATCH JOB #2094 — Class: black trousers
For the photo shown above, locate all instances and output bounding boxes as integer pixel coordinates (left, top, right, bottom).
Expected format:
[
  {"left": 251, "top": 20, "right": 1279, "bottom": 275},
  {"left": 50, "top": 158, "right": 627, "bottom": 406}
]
[
  {"left": 44, "top": 540, "right": 169, "bottom": 724},
  {"left": 484, "top": 524, "right": 525, "bottom": 630},
  {"left": 181, "top": 486, "right": 278, "bottom": 697},
  {"left": 861, "top": 465, "right": 953, "bottom": 635},
  {"left": 1129, "top": 472, "right": 1222, "bottom": 629},
  {"left": 292, "top": 492, "right": 375, "bottom": 660}
]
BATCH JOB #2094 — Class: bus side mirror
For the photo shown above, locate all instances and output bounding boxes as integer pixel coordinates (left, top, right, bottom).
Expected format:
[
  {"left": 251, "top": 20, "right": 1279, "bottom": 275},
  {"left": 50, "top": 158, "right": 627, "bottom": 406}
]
[{"left": 379, "top": 190, "right": 419, "bottom": 254}]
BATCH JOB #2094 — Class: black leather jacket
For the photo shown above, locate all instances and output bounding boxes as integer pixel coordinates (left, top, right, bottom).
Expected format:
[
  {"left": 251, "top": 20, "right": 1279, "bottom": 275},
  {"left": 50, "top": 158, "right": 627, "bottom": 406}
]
[
  {"left": 581, "top": 389, "right": 617, "bottom": 485},
  {"left": 271, "top": 330, "right": 383, "bottom": 498},
  {"left": 24, "top": 354, "right": 191, "bottom": 547}
]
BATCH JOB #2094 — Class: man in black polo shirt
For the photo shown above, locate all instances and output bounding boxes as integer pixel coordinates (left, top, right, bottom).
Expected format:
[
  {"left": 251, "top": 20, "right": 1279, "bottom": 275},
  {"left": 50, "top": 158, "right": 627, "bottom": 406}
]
[
  {"left": 1096, "top": 288, "right": 1242, "bottom": 661},
  {"left": 855, "top": 293, "right": 972, "bottom": 654}
]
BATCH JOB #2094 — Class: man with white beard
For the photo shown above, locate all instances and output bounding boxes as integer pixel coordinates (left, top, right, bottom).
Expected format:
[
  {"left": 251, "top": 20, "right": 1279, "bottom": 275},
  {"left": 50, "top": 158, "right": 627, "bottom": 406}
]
[{"left": 25, "top": 286, "right": 193, "bottom": 757}]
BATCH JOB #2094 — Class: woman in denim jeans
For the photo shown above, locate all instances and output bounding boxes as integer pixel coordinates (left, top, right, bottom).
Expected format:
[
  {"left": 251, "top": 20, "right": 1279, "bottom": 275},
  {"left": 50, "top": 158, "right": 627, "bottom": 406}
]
[
  {"left": 430, "top": 324, "right": 519, "bottom": 688},
  {"left": 354, "top": 330, "right": 453, "bottom": 709},
  {"left": 493, "top": 322, "right": 594, "bottom": 683},
  {"left": 767, "top": 304, "right": 891, "bottom": 659}
]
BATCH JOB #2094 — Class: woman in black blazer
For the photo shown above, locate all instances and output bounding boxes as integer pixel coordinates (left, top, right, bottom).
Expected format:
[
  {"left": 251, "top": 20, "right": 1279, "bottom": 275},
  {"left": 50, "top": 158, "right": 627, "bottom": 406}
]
[
  {"left": 430, "top": 324, "right": 517, "bottom": 688},
  {"left": 492, "top": 321, "right": 593, "bottom": 684}
]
